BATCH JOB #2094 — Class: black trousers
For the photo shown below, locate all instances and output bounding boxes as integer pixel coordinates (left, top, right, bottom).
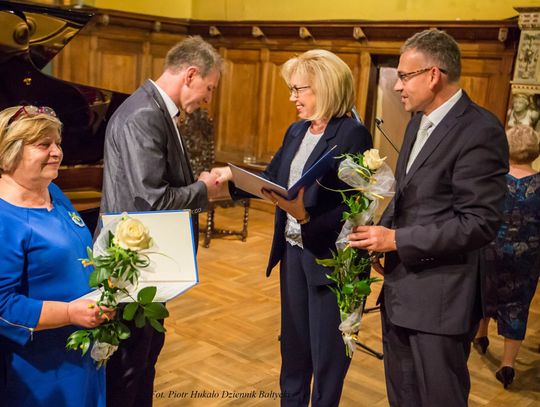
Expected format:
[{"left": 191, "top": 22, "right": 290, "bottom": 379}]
[
  {"left": 279, "top": 244, "right": 351, "bottom": 407},
  {"left": 106, "top": 317, "right": 165, "bottom": 407},
  {"left": 381, "top": 305, "right": 477, "bottom": 407}
]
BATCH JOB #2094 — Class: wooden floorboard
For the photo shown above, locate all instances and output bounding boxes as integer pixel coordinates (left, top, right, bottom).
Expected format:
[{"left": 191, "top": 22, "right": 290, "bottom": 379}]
[{"left": 154, "top": 207, "right": 540, "bottom": 406}]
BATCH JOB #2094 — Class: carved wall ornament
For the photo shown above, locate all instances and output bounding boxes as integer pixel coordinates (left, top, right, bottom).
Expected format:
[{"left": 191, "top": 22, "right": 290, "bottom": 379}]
[
  {"left": 298, "top": 26, "right": 313, "bottom": 40},
  {"left": 251, "top": 26, "right": 265, "bottom": 39},
  {"left": 514, "top": 30, "right": 540, "bottom": 83},
  {"left": 209, "top": 25, "right": 221, "bottom": 37}
]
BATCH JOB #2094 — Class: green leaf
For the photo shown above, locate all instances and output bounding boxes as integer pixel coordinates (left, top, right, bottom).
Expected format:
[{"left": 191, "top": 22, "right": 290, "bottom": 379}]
[
  {"left": 316, "top": 258, "right": 336, "bottom": 267},
  {"left": 137, "top": 286, "right": 157, "bottom": 305},
  {"left": 149, "top": 318, "right": 166, "bottom": 333},
  {"left": 116, "top": 321, "right": 131, "bottom": 340},
  {"left": 66, "top": 329, "right": 90, "bottom": 351},
  {"left": 89, "top": 267, "right": 110, "bottom": 287},
  {"left": 88, "top": 269, "right": 100, "bottom": 287},
  {"left": 355, "top": 280, "right": 372, "bottom": 297},
  {"left": 123, "top": 302, "right": 139, "bottom": 321},
  {"left": 143, "top": 303, "right": 169, "bottom": 320},
  {"left": 134, "top": 309, "right": 146, "bottom": 328},
  {"left": 107, "top": 230, "right": 114, "bottom": 247},
  {"left": 80, "top": 337, "right": 91, "bottom": 355}
]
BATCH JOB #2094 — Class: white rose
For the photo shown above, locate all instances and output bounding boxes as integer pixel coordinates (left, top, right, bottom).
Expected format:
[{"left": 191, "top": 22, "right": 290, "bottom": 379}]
[
  {"left": 114, "top": 217, "right": 152, "bottom": 251},
  {"left": 364, "top": 149, "right": 386, "bottom": 171},
  {"left": 90, "top": 340, "right": 118, "bottom": 363}
]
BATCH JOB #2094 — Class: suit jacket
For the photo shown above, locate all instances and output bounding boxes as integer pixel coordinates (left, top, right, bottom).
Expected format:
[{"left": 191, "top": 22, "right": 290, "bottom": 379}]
[
  {"left": 380, "top": 91, "right": 508, "bottom": 335},
  {"left": 231, "top": 116, "right": 372, "bottom": 286},
  {"left": 100, "top": 80, "right": 206, "bottom": 240}
]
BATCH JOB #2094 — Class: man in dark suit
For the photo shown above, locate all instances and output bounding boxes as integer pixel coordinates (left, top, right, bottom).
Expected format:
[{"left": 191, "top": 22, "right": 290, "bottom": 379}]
[
  {"left": 100, "top": 36, "right": 223, "bottom": 407},
  {"left": 348, "top": 30, "right": 508, "bottom": 406}
]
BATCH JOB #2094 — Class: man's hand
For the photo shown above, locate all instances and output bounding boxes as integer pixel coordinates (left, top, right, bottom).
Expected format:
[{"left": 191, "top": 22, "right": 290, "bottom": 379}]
[
  {"left": 210, "top": 166, "right": 233, "bottom": 183},
  {"left": 198, "top": 171, "right": 222, "bottom": 199},
  {"left": 348, "top": 225, "right": 397, "bottom": 252}
]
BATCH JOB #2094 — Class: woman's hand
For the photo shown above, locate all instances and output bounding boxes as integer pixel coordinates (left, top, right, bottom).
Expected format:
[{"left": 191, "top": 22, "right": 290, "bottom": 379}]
[
  {"left": 262, "top": 187, "right": 308, "bottom": 221},
  {"left": 67, "top": 299, "right": 116, "bottom": 329},
  {"left": 36, "top": 299, "right": 116, "bottom": 331}
]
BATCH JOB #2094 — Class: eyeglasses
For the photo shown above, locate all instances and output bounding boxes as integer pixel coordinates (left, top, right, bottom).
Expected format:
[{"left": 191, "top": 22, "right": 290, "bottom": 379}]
[
  {"left": 7, "top": 105, "right": 57, "bottom": 126},
  {"left": 288, "top": 85, "right": 311, "bottom": 97},
  {"left": 397, "top": 67, "right": 448, "bottom": 83}
]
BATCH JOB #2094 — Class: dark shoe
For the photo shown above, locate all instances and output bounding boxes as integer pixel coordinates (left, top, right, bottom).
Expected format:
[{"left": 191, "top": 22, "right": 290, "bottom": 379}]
[
  {"left": 495, "top": 366, "right": 515, "bottom": 389},
  {"left": 473, "top": 336, "right": 489, "bottom": 354}
]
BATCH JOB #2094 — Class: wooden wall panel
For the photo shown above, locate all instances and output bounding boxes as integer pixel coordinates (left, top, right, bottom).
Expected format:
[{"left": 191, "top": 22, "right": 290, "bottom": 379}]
[
  {"left": 53, "top": 34, "right": 94, "bottom": 86},
  {"left": 214, "top": 49, "right": 262, "bottom": 163},
  {"left": 461, "top": 55, "right": 514, "bottom": 121},
  {"left": 257, "top": 51, "right": 297, "bottom": 162},
  {"left": 95, "top": 38, "right": 144, "bottom": 93}
]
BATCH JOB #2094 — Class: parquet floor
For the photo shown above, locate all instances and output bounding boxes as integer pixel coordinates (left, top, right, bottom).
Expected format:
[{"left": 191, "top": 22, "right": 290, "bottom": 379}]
[{"left": 154, "top": 206, "right": 540, "bottom": 406}]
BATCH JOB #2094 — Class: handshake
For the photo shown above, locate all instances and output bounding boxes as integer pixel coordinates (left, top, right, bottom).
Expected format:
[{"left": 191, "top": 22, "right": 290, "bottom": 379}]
[{"left": 197, "top": 166, "right": 233, "bottom": 200}]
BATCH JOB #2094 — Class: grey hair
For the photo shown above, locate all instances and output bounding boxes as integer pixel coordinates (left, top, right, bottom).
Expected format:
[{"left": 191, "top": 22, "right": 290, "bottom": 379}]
[
  {"left": 401, "top": 29, "right": 461, "bottom": 82},
  {"left": 165, "top": 36, "right": 223, "bottom": 77}
]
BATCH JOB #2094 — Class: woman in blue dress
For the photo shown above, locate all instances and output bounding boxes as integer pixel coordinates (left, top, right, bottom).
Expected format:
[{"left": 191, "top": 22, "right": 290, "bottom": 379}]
[
  {"left": 474, "top": 124, "right": 540, "bottom": 388},
  {"left": 0, "top": 106, "right": 113, "bottom": 406}
]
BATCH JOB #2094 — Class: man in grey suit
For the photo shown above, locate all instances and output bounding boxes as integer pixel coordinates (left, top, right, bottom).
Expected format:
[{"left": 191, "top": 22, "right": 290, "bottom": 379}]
[
  {"left": 100, "top": 36, "right": 223, "bottom": 407},
  {"left": 348, "top": 30, "right": 508, "bottom": 406}
]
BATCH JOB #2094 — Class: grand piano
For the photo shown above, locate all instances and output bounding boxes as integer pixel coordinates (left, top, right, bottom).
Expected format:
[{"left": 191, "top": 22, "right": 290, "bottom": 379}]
[{"left": 0, "top": 0, "right": 128, "bottom": 232}]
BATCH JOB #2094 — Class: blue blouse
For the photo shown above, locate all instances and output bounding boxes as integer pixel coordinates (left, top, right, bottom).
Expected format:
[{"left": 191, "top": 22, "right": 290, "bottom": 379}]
[{"left": 0, "top": 183, "right": 105, "bottom": 407}]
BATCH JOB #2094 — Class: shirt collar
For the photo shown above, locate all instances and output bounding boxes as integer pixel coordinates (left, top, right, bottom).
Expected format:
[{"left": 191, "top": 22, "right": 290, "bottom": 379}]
[
  {"left": 149, "top": 79, "right": 179, "bottom": 119},
  {"left": 426, "top": 89, "right": 463, "bottom": 129}
]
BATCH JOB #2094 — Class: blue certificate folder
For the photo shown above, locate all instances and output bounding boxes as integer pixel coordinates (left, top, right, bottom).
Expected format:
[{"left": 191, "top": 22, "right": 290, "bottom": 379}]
[{"left": 229, "top": 145, "right": 338, "bottom": 201}]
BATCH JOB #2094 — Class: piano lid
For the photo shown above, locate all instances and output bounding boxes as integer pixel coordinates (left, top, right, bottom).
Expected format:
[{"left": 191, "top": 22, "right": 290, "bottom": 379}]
[
  {"left": 0, "top": 0, "right": 128, "bottom": 166},
  {"left": 0, "top": 0, "right": 93, "bottom": 69}
]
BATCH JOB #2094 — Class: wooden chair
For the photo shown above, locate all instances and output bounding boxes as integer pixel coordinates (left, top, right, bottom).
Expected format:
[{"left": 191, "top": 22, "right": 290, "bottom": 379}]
[{"left": 178, "top": 109, "right": 249, "bottom": 248}]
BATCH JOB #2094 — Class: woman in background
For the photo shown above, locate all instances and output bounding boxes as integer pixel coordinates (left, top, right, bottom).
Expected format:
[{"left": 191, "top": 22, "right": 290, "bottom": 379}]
[
  {"left": 474, "top": 124, "right": 540, "bottom": 388},
  {"left": 214, "top": 50, "right": 372, "bottom": 406},
  {"left": 0, "top": 106, "right": 113, "bottom": 406}
]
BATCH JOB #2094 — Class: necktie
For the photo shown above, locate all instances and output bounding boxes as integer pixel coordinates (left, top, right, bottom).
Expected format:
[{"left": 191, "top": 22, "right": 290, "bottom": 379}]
[{"left": 406, "top": 115, "right": 433, "bottom": 173}]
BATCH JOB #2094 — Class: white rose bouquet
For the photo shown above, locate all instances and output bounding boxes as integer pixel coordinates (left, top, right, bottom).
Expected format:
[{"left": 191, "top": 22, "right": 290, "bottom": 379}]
[
  {"left": 66, "top": 214, "right": 169, "bottom": 367},
  {"left": 317, "top": 149, "right": 394, "bottom": 357}
]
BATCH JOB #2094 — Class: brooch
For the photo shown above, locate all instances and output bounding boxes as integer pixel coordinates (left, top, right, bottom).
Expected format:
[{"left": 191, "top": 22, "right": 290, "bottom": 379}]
[{"left": 68, "top": 211, "right": 85, "bottom": 227}]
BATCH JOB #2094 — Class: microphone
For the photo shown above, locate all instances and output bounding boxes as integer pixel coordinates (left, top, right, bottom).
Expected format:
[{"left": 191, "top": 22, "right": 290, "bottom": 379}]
[{"left": 375, "top": 117, "right": 400, "bottom": 154}]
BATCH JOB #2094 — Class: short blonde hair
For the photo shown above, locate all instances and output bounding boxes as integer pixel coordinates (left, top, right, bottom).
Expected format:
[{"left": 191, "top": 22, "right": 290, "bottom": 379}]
[
  {"left": 507, "top": 125, "right": 540, "bottom": 164},
  {"left": 0, "top": 106, "right": 62, "bottom": 175},
  {"left": 281, "top": 49, "right": 355, "bottom": 121}
]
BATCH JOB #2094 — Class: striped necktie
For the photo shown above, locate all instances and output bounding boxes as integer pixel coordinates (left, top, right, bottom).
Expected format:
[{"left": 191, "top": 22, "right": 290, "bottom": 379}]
[{"left": 406, "top": 115, "right": 433, "bottom": 173}]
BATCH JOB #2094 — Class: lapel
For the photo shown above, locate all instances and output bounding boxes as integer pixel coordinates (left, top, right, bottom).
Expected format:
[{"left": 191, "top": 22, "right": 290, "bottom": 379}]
[
  {"left": 399, "top": 92, "right": 471, "bottom": 191},
  {"left": 276, "top": 121, "right": 309, "bottom": 187},
  {"left": 303, "top": 116, "right": 341, "bottom": 172},
  {"left": 276, "top": 117, "right": 342, "bottom": 189},
  {"left": 397, "top": 114, "right": 421, "bottom": 188},
  {"left": 141, "top": 80, "right": 194, "bottom": 183}
]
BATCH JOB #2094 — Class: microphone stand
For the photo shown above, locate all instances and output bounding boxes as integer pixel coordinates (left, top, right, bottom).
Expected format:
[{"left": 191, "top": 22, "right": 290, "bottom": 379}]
[{"left": 375, "top": 117, "right": 400, "bottom": 154}]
